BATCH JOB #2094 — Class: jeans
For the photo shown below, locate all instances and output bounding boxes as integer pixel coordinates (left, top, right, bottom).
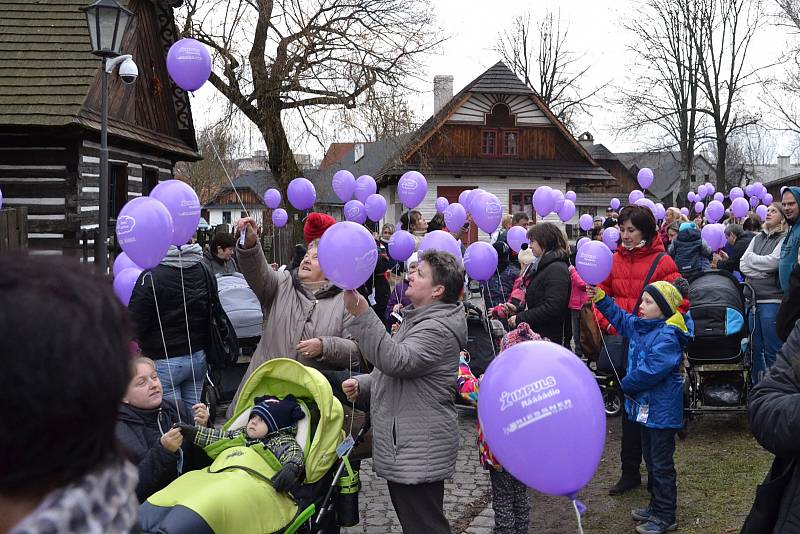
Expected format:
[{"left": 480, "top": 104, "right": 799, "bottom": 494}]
[
  {"left": 641, "top": 426, "right": 677, "bottom": 525},
  {"left": 570, "top": 309, "right": 582, "bottom": 356},
  {"left": 749, "top": 303, "right": 783, "bottom": 384},
  {"left": 155, "top": 350, "right": 207, "bottom": 413}
]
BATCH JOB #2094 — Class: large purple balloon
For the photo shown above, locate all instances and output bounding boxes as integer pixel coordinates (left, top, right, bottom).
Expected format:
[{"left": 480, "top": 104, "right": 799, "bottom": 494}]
[
  {"left": 705, "top": 182, "right": 715, "bottom": 196},
  {"left": 116, "top": 197, "right": 174, "bottom": 269},
  {"left": 701, "top": 224, "right": 725, "bottom": 251},
  {"left": 113, "top": 267, "right": 143, "bottom": 307},
  {"left": 533, "top": 186, "right": 556, "bottom": 217},
  {"left": 763, "top": 193, "right": 774, "bottom": 205},
  {"left": 628, "top": 190, "right": 644, "bottom": 205},
  {"left": 418, "top": 230, "right": 462, "bottom": 261},
  {"left": 575, "top": 240, "right": 613, "bottom": 285},
  {"left": 364, "top": 194, "right": 387, "bottom": 222},
  {"left": 354, "top": 175, "right": 377, "bottom": 203},
  {"left": 730, "top": 197, "right": 749, "bottom": 218},
  {"left": 577, "top": 237, "right": 590, "bottom": 251},
  {"left": 705, "top": 200, "right": 725, "bottom": 223},
  {"left": 388, "top": 230, "right": 415, "bottom": 262},
  {"left": 113, "top": 252, "right": 140, "bottom": 277},
  {"left": 637, "top": 168, "right": 654, "bottom": 189},
  {"left": 565, "top": 191, "right": 577, "bottom": 203},
  {"left": 150, "top": 179, "right": 201, "bottom": 246},
  {"left": 756, "top": 204, "right": 768, "bottom": 221},
  {"left": 610, "top": 197, "right": 620, "bottom": 210},
  {"left": 166, "top": 38, "right": 212, "bottom": 92},
  {"left": 753, "top": 182, "right": 765, "bottom": 197},
  {"left": 472, "top": 192, "right": 503, "bottom": 234},
  {"left": 602, "top": 227, "right": 620, "bottom": 250},
  {"left": 263, "top": 188, "right": 281, "bottom": 209},
  {"left": 287, "top": 177, "right": 316, "bottom": 210},
  {"left": 318, "top": 222, "right": 378, "bottom": 290},
  {"left": 697, "top": 184, "right": 708, "bottom": 199},
  {"left": 558, "top": 199, "right": 576, "bottom": 222},
  {"left": 465, "top": 189, "right": 485, "bottom": 214},
  {"left": 713, "top": 192, "right": 724, "bottom": 203},
  {"left": 463, "top": 242, "right": 498, "bottom": 281},
  {"left": 272, "top": 208, "right": 288, "bottom": 228},
  {"left": 694, "top": 201, "right": 704, "bottom": 214},
  {"left": 635, "top": 197, "right": 656, "bottom": 216},
  {"left": 507, "top": 225, "right": 529, "bottom": 253},
  {"left": 344, "top": 200, "right": 367, "bottom": 224},
  {"left": 397, "top": 171, "right": 427, "bottom": 209},
  {"left": 478, "top": 340, "right": 606, "bottom": 496},
  {"left": 729, "top": 187, "right": 744, "bottom": 200},
  {"left": 332, "top": 170, "right": 356, "bottom": 203},
  {"left": 745, "top": 184, "right": 755, "bottom": 197},
  {"left": 579, "top": 213, "right": 593, "bottom": 232},
  {"left": 458, "top": 189, "right": 473, "bottom": 207},
  {"left": 435, "top": 196, "right": 449, "bottom": 213},
  {"left": 444, "top": 202, "right": 467, "bottom": 231}
]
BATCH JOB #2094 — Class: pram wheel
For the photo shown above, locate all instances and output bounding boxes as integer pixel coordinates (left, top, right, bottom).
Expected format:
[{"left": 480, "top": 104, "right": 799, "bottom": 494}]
[
  {"left": 603, "top": 387, "right": 623, "bottom": 417},
  {"left": 202, "top": 381, "right": 219, "bottom": 425}
]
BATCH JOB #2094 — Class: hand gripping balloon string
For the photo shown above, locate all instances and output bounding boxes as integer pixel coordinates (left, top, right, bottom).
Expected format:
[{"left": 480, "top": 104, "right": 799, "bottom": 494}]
[
  {"left": 177, "top": 248, "right": 198, "bottom": 402},
  {"left": 572, "top": 498, "right": 586, "bottom": 534},
  {"left": 209, "top": 140, "right": 250, "bottom": 219},
  {"left": 144, "top": 272, "right": 182, "bottom": 424}
]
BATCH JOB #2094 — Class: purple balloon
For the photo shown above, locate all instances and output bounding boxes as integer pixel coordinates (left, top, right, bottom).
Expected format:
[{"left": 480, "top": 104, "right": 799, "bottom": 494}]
[
  {"left": 472, "top": 192, "right": 503, "bottom": 234},
  {"left": 753, "top": 182, "right": 765, "bottom": 197},
  {"left": 705, "top": 200, "right": 725, "bottom": 223},
  {"left": 478, "top": 340, "right": 605, "bottom": 496},
  {"left": 729, "top": 187, "right": 744, "bottom": 200},
  {"left": 680, "top": 207, "right": 689, "bottom": 217},
  {"left": 263, "top": 188, "right": 281, "bottom": 209},
  {"left": 150, "top": 180, "right": 201, "bottom": 246},
  {"left": 533, "top": 186, "right": 556, "bottom": 217},
  {"left": 287, "top": 177, "right": 316, "bottom": 210},
  {"left": 763, "top": 193, "right": 774, "bottom": 205},
  {"left": 113, "top": 267, "right": 143, "bottom": 307},
  {"left": 332, "top": 170, "right": 356, "bottom": 203},
  {"left": 654, "top": 203, "right": 666, "bottom": 221},
  {"left": 628, "top": 190, "right": 644, "bottom": 205},
  {"left": 701, "top": 224, "right": 724, "bottom": 251},
  {"left": 418, "top": 230, "right": 462, "bottom": 261},
  {"left": 463, "top": 242, "right": 498, "bottom": 281},
  {"left": 602, "top": 227, "right": 620, "bottom": 249},
  {"left": 635, "top": 197, "right": 656, "bottom": 216},
  {"left": 551, "top": 189, "right": 566, "bottom": 213},
  {"left": 576, "top": 241, "right": 613, "bottom": 285},
  {"left": 458, "top": 189, "right": 473, "bottom": 207},
  {"left": 705, "top": 182, "right": 715, "bottom": 196},
  {"left": 166, "top": 38, "right": 212, "bottom": 92},
  {"left": 0, "top": 186, "right": 3, "bottom": 210},
  {"left": 610, "top": 197, "right": 620, "bottom": 210},
  {"left": 344, "top": 200, "right": 367, "bottom": 224},
  {"left": 444, "top": 202, "right": 467, "bottom": 231},
  {"left": 730, "top": 197, "right": 749, "bottom": 218},
  {"left": 116, "top": 197, "right": 174, "bottom": 269},
  {"left": 318, "top": 222, "right": 378, "bottom": 290},
  {"left": 745, "top": 184, "right": 755, "bottom": 197},
  {"left": 694, "top": 201, "right": 704, "bottom": 213},
  {"left": 113, "top": 252, "right": 140, "bottom": 277},
  {"left": 465, "top": 189, "right": 486, "bottom": 214},
  {"left": 558, "top": 199, "right": 576, "bottom": 222},
  {"left": 565, "top": 191, "right": 577, "bottom": 203},
  {"left": 687, "top": 191, "right": 697, "bottom": 203},
  {"left": 713, "top": 192, "right": 724, "bottom": 203},
  {"left": 435, "top": 197, "right": 449, "bottom": 213},
  {"left": 577, "top": 237, "right": 590, "bottom": 251},
  {"left": 637, "top": 168, "right": 654, "bottom": 189},
  {"left": 364, "top": 194, "right": 387, "bottom": 222},
  {"left": 507, "top": 226, "right": 529, "bottom": 253},
  {"left": 697, "top": 184, "right": 708, "bottom": 199},
  {"left": 272, "top": 208, "right": 288, "bottom": 228},
  {"left": 354, "top": 175, "right": 377, "bottom": 203},
  {"left": 388, "top": 230, "right": 416, "bottom": 262},
  {"left": 750, "top": 196, "right": 761, "bottom": 208},
  {"left": 397, "top": 171, "right": 427, "bottom": 209},
  {"left": 579, "top": 214, "right": 593, "bottom": 232},
  {"left": 756, "top": 204, "right": 768, "bottom": 221}
]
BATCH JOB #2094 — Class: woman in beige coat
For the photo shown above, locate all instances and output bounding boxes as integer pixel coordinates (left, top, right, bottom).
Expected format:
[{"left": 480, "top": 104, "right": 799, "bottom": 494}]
[{"left": 228, "top": 218, "right": 362, "bottom": 415}]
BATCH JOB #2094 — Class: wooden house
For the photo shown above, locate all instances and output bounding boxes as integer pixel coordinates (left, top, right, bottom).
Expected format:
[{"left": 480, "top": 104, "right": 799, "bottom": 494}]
[{"left": 0, "top": 0, "right": 199, "bottom": 260}]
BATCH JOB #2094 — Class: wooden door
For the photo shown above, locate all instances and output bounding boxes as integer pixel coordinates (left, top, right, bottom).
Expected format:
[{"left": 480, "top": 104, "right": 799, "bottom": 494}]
[{"left": 437, "top": 185, "right": 479, "bottom": 244}]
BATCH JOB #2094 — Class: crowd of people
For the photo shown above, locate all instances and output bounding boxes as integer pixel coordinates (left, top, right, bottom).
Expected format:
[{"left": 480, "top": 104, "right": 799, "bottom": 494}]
[{"left": 4, "top": 187, "right": 800, "bottom": 534}]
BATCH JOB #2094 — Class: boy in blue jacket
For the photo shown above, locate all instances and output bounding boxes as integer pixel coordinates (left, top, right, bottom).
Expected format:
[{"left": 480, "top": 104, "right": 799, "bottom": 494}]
[{"left": 590, "top": 280, "right": 693, "bottom": 534}]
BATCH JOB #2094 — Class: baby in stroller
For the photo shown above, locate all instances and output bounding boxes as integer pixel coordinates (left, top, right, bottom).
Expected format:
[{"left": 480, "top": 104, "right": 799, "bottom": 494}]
[{"left": 175, "top": 395, "right": 306, "bottom": 493}]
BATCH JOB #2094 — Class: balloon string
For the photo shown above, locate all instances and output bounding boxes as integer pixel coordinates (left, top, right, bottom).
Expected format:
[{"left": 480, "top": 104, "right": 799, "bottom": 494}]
[
  {"left": 177, "top": 248, "right": 198, "bottom": 403},
  {"left": 593, "top": 303, "right": 643, "bottom": 410},
  {"left": 145, "top": 272, "right": 182, "bottom": 424},
  {"left": 573, "top": 500, "right": 585, "bottom": 534},
  {"left": 209, "top": 141, "right": 250, "bottom": 219},
  {"left": 495, "top": 267, "right": 507, "bottom": 303},
  {"left": 480, "top": 285, "right": 498, "bottom": 357}
]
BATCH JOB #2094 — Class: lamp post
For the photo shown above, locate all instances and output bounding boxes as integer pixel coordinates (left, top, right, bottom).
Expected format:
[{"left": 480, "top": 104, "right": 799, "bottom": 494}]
[{"left": 81, "top": 0, "right": 134, "bottom": 273}]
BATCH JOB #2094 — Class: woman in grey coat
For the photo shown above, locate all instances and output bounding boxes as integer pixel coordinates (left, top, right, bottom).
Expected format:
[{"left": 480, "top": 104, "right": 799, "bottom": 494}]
[{"left": 342, "top": 250, "right": 468, "bottom": 534}]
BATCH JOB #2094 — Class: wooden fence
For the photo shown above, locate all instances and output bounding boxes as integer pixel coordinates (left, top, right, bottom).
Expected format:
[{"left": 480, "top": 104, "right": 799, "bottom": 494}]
[{"left": 0, "top": 207, "right": 28, "bottom": 251}]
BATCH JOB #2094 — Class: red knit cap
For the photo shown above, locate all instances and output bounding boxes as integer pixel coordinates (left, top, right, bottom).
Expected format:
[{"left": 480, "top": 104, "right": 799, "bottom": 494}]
[{"left": 303, "top": 212, "right": 336, "bottom": 244}]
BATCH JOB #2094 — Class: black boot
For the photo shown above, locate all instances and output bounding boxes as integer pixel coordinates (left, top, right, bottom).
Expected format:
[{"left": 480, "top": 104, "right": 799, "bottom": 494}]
[{"left": 609, "top": 473, "right": 641, "bottom": 496}]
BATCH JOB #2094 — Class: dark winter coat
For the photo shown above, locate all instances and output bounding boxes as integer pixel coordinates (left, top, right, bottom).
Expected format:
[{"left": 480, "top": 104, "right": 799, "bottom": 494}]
[
  {"left": 128, "top": 245, "right": 211, "bottom": 359},
  {"left": 746, "top": 320, "right": 800, "bottom": 533},
  {"left": 115, "top": 401, "right": 210, "bottom": 503},
  {"left": 202, "top": 249, "right": 238, "bottom": 276},
  {"left": 717, "top": 231, "right": 755, "bottom": 275},
  {"left": 778, "top": 263, "right": 800, "bottom": 342},
  {"left": 668, "top": 227, "right": 711, "bottom": 276},
  {"left": 515, "top": 250, "right": 571, "bottom": 345}
]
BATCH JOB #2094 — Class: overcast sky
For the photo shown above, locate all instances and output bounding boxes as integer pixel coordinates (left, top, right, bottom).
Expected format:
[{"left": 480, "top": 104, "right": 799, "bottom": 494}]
[{"left": 190, "top": 0, "right": 798, "bottom": 161}]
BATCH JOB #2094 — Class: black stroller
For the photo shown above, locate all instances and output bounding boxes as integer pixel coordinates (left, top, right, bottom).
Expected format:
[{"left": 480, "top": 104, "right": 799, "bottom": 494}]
[{"left": 683, "top": 270, "right": 752, "bottom": 426}]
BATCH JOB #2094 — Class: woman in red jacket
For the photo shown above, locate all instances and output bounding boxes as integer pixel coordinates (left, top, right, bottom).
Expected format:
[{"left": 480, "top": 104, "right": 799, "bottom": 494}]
[{"left": 595, "top": 205, "right": 683, "bottom": 498}]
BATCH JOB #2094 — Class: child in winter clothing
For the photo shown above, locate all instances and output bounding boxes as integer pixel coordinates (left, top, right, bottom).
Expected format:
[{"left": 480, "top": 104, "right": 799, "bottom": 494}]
[
  {"left": 591, "top": 280, "right": 693, "bottom": 534},
  {"left": 668, "top": 222, "right": 712, "bottom": 277},
  {"left": 458, "top": 323, "right": 543, "bottom": 534},
  {"left": 175, "top": 395, "right": 306, "bottom": 492},
  {"left": 568, "top": 265, "right": 589, "bottom": 357},
  {"left": 489, "top": 248, "right": 535, "bottom": 321}
]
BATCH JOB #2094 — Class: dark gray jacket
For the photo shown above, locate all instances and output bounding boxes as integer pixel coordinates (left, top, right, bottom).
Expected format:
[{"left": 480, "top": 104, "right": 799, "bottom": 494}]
[
  {"left": 741, "top": 229, "right": 785, "bottom": 302},
  {"left": 351, "top": 302, "right": 467, "bottom": 484}
]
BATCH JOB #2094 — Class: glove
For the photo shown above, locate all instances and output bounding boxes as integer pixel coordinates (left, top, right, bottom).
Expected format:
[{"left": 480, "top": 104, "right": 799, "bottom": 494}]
[
  {"left": 272, "top": 463, "right": 301, "bottom": 493},
  {"left": 591, "top": 287, "right": 606, "bottom": 303},
  {"left": 172, "top": 422, "right": 197, "bottom": 443}
]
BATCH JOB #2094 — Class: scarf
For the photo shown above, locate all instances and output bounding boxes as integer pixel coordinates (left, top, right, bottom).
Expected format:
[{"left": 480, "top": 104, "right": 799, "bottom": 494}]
[
  {"left": 10, "top": 461, "right": 138, "bottom": 534},
  {"left": 160, "top": 244, "right": 203, "bottom": 268},
  {"left": 622, "top": 239, "right": 648, "bottom": 251}
]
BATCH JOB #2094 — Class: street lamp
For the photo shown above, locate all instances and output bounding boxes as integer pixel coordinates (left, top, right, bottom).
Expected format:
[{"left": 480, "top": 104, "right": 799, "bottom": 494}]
[{"left": 81, "top": 0, "right": 135, "bottom": 273}]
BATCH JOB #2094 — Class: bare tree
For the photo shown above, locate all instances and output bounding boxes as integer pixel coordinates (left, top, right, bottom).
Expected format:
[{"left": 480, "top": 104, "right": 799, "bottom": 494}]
[
  {"left": 176, "top": 124, "right": 240, "bottom": 204},
  {"left": 617, "top": 0, "right": 705, "bottom": 197},
  {"left": 495, "top": 10, "right": 606, "bottom": 131},
  {"left": 180, "top": 0, "right": 442, "bottom": 237},
  {"left": 763, "top": 1, "right": 800, "bottom": 150},
  {"left": 336, "top": 85, "right": 420, "bottom": 143}
]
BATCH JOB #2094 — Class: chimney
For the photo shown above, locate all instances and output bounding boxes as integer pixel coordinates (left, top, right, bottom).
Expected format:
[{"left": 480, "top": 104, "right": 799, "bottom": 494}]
[
  {"left": 778, "top": 155, "right": 790, "bottom": 179},
  {"left": 433, "top": 75, "right": 454, "bottom": 115},
  {"left": 578, "top": 131, "right": 594, "bottom": 149}
]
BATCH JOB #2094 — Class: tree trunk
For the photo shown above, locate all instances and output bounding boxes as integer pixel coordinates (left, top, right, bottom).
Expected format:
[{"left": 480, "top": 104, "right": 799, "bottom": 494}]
[{"left": 715, "top": 134, "right": 727, "bottom": 192}]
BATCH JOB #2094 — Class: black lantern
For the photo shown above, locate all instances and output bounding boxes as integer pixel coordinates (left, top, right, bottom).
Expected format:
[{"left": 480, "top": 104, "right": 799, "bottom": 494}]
[{"left": 80, "top": 0, "right": 133, "bottom": 57}]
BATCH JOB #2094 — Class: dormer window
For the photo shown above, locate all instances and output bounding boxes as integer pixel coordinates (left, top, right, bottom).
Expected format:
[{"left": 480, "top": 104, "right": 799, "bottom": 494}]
[{"left": 481, "top": 131, "right": 497, "bottom": 155}]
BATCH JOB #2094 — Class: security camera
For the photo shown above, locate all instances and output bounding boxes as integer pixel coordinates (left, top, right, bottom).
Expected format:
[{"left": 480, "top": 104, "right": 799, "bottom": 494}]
[{"left": 119, "top": 58, "right": 138, "bottom": 85}]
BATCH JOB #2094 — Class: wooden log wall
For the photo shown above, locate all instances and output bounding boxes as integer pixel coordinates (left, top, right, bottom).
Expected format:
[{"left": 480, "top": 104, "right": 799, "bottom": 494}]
[{"left": 0, "top": 207, "right": 28, "bottom": 250}]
